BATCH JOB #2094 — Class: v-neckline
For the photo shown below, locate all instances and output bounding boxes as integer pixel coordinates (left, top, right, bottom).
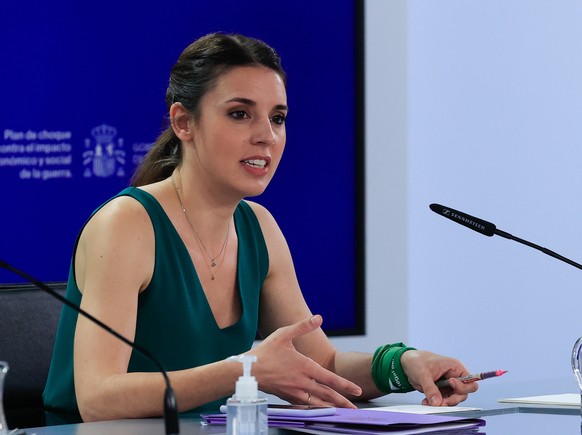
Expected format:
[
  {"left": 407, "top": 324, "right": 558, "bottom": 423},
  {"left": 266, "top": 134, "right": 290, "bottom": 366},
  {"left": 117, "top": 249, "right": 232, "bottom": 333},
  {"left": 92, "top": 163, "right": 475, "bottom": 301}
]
[{"left": 134, "top": 187, "right": 244, "bottom": 331}]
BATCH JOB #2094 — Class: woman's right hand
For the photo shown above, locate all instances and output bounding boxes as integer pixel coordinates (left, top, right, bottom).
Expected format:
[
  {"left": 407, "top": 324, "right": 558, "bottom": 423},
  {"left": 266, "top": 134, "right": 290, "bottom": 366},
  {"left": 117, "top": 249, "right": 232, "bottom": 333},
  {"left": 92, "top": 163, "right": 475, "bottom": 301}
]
[{"left": 248, "top": 315, "right": 362, "bottom": 408}]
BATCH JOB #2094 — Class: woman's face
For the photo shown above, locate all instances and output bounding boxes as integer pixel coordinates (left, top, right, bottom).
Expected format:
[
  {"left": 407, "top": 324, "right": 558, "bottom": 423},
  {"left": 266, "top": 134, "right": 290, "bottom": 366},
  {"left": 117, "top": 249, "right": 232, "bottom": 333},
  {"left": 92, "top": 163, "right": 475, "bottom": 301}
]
[{"left": 186, "top": 65, "right": 288, "bottom": 200}]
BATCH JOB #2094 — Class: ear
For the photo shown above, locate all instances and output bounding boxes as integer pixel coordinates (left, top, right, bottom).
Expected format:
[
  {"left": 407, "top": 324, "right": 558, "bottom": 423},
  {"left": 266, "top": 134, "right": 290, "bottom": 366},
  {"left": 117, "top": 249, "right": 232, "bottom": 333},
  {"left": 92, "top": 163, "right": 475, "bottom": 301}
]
[{"left": 170, "top": 103, "right": 194, "bottom": 142}]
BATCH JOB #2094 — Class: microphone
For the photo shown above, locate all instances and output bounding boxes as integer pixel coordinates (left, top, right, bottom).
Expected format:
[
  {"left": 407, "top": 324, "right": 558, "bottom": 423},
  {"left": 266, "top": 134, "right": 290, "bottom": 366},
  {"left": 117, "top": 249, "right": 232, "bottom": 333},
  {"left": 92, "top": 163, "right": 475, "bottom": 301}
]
[
  {"left": 0, "top": 260, "right": 180, "bottom": 435},
  {"left": 429, "top": 203, "right": 582, "bottom": 271},
  {"left": 429, "top": 203, "right": 496, "bottom": 237}
]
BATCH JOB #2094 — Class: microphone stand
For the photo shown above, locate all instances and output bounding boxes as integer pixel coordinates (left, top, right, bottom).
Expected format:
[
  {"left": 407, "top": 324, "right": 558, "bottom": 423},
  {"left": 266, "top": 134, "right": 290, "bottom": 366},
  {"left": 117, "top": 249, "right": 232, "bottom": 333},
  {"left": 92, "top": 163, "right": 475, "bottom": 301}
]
[
  {"left": 0, "top": 260, "right": 180, "bottom": 435},
  {"left": 430, "top": 203, "right": 582, "bottom": 420},
  {"left": 493, "top": 228, "right": 582, "bottom": 271}
]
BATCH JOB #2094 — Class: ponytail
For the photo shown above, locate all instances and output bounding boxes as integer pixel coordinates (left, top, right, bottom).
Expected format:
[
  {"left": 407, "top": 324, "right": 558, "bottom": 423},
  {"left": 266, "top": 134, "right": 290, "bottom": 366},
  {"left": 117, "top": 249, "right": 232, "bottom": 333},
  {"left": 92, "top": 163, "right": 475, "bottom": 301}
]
[{"left": 131, "top": 128, "right": 182, "bottom": 186}]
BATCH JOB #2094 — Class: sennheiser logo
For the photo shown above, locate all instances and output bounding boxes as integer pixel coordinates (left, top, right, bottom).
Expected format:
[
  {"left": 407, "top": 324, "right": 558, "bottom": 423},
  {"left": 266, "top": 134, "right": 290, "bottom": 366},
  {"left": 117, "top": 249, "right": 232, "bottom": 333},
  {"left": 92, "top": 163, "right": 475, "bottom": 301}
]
[{"left": 443, "top": 208, "right": 485, "bottom": 231}]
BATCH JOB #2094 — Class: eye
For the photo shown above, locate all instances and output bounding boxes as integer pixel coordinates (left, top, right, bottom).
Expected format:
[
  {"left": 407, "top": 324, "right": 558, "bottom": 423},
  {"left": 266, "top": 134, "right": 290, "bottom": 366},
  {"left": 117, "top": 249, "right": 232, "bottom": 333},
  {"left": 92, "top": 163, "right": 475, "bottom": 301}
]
[
  {"left": 230, "top": 110, "right": 249, "bottom": 120},
  {"left": 271, "top": 114, "right": 287, "bottom": 125}
]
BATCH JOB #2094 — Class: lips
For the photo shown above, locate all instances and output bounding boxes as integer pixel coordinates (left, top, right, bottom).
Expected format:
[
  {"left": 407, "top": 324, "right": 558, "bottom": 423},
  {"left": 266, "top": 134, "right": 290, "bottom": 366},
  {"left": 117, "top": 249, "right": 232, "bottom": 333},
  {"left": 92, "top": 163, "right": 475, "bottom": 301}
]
[
  {"left": 240, "top": 155, "right": 272, "bottom": 177},
  {"left": 241, "top": 156, "right": 271, "bottom": 169},
  {"left": 242, "top": 159, "right": 267, "bottom": 168}
]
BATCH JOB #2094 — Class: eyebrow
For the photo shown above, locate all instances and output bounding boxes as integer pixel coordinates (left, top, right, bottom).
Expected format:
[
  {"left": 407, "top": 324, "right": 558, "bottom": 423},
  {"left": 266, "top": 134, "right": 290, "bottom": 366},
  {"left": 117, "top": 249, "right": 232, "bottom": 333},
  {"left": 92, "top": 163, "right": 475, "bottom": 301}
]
[{"left": 224, "top": 97, "right": 288, "bottom": 111}]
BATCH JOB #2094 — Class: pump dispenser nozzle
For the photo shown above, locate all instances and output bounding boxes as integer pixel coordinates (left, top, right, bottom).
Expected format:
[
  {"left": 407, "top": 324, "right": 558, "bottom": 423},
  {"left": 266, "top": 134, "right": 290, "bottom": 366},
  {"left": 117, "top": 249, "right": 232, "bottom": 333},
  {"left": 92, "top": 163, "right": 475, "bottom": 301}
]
[
  {"left": 226, "top": 355, "right": 268, "bottom": 434},
  {"left": 228, "top": 354, "right": 258, "bottom": 401}
]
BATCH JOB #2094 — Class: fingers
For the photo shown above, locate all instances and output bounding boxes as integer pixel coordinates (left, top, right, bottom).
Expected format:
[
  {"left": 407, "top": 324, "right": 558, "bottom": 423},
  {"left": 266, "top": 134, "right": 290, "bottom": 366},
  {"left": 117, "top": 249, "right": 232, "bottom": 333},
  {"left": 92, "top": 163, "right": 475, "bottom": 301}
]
[
  {"left": 309, "top": 380, "right": 358, "bottom": 408},
  {"left": 419, "top": 382, "right": 444, "bottom": 406},
  {"left": 291, "top": 380, "right": 358, "bottom": 409},
  {"left": 401, "top": 350, "right": 478, "bottom": 407},
  {"left": 310, "top": 360, "right": 362, "bottom": 399},
  {"left": 440, "top": 377, "right": 478, "bottom": 405},
  {"left": 285, "top": 358, "right": 361, "bottom": 408},
  {"left": 423, "top": 391, "right": 468, "bottom": 406},
  {"left": 421, "top": 376, "right": 478, "bottom": 406},
  {"left": 275, "top": 315, "right": 322, "bottom": 343},
  {"left": 251, "top": 315, "right": 361, "bottom": 409}
]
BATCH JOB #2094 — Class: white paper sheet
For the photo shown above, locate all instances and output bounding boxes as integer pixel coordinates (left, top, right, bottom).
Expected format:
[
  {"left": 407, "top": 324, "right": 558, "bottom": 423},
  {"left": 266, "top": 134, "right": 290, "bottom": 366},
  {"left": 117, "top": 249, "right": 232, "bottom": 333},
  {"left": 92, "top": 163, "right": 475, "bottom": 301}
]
[
  {"left": 369, "top": 404, "right": 482, "bottom": 414},
  {"left": 497, "top": 393, "right": 580, "bottom": 406}
]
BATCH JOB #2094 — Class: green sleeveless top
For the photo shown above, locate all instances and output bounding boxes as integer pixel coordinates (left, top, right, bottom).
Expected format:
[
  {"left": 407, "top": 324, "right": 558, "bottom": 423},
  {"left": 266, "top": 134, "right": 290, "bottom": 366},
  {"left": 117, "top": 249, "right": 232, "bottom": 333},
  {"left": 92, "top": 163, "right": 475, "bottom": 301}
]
[{"left": 43, "top": 187, "right": 269, "bottom": 418}]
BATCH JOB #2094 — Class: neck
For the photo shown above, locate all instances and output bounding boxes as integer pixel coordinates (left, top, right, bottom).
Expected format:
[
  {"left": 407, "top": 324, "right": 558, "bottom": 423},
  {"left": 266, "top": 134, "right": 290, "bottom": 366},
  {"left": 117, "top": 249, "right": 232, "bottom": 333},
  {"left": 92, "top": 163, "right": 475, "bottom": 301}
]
[{"left": 170, "top": 168, "right": 235, "bottom": 242}]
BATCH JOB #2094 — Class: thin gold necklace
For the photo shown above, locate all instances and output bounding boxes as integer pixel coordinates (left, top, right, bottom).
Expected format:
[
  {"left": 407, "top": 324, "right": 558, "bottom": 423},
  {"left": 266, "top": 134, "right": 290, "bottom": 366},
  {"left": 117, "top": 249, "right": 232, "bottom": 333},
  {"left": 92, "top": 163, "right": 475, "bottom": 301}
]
[{"left": 171, "top": 171, "right": 230, "bottom": 280}]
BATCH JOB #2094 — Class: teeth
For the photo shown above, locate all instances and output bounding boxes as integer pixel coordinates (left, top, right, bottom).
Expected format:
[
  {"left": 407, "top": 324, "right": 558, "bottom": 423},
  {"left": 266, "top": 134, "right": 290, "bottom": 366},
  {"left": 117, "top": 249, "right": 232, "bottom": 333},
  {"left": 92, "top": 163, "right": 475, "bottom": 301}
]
[{"left": 243, "top": 159, "right": 266, "bottom": 168}]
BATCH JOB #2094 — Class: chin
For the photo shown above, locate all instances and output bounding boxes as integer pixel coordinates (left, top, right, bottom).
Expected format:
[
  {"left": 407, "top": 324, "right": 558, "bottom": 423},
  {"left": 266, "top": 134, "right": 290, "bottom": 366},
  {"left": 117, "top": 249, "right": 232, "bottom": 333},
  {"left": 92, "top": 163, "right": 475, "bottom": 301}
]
[
  {"left": 239, "top": 181, "right": 271, "bottom": 198},
  {"left": 243, "top": 187, "right": 269, "bottom": 199}
]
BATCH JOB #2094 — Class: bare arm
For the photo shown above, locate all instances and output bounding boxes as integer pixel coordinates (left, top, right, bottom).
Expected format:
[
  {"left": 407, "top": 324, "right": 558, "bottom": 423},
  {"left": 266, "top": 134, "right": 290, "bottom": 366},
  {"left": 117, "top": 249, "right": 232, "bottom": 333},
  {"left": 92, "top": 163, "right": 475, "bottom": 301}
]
[
  {"left": 247, "top": 201, "right": 477, "bottom": 407},
  {"left": 334, "top": 349, "right": 478, "bottom": 405},
  {"left": 334, "top": 352, "right": 382, "bottom": 401},
  {"left": 73, "top": 197, "right": 242, "bottom": 421},
  {"left": 247, "top": 202, "right": 362, "bottom": 407}
]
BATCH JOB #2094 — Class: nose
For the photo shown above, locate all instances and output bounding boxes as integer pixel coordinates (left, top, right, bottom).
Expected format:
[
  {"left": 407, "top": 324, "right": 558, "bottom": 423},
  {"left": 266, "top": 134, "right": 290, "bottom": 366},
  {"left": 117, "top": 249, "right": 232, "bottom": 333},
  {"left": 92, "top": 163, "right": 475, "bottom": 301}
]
[{"left": 250, "top": 117, "right": 276, "bottom": 146}]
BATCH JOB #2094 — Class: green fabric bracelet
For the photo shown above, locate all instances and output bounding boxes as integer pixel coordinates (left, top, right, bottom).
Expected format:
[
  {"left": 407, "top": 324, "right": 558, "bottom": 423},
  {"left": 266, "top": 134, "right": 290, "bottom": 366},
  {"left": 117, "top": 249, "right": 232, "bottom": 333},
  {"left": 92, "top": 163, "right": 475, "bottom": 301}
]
[{"left": 371, "top": 343, "right": 416, "bottom": 393}]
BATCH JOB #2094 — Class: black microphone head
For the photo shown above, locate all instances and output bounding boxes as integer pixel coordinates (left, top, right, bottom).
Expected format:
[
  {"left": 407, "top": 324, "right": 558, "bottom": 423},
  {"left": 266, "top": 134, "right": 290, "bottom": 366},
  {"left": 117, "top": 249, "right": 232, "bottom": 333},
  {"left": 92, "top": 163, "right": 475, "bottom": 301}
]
[
  {"left": 429, "top": 203, "right": 496, "bottom": 237},
  {"left": 164, "top": 387, "right": 180, "bottom": 435}
]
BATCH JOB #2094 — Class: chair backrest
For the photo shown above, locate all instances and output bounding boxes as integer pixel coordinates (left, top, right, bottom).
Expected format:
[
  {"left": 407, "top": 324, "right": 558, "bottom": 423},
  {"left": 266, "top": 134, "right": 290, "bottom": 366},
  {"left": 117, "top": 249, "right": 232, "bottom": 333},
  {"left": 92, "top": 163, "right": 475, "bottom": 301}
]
[{"left": 0, "top": 283, "right": 66, "bottom": 428}]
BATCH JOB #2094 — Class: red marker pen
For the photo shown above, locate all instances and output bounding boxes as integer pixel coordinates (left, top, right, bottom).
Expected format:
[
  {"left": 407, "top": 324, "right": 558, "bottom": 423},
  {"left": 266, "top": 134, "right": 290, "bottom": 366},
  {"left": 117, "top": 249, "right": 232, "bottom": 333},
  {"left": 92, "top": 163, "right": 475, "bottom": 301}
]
[{"left": 436, "top": 369, "right": 507, "bottom": 389}]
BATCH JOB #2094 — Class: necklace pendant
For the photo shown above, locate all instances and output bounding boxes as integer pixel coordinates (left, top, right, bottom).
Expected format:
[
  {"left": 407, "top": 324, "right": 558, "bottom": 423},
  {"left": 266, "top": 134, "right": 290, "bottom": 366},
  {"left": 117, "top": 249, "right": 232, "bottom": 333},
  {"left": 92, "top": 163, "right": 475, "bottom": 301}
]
[
  {"left": 211, "top": 259, "right": 216, "bottom": 267},
  {"left": 211, "top": 274, "right": 216, "bottom": 281}
]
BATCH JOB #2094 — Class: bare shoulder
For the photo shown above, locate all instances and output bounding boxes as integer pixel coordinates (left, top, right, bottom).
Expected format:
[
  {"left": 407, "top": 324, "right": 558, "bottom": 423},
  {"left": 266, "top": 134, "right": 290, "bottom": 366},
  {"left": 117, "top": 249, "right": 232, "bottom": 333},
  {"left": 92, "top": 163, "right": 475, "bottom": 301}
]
[
  {"left": 84, "top": 195, "right": 152, "bottom": 236},
  {"left": 77, "top": 194, "right": 154, "bottom": 293},
  {"left": 243, "top": 200, "right": 290, "bottom": 261},
  {"left": 243, "top": 200, "right": 288, "bottom": 250},
  {"left": 244, "top": 200, "right": 280, "bottom": 232}
]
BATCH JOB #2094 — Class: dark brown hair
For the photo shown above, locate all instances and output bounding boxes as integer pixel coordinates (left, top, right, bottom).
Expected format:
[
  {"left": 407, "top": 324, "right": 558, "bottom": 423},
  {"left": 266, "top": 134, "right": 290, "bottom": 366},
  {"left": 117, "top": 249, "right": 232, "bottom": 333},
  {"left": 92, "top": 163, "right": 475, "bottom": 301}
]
[{"left": 131, "top": 33, "right": 286, "bottom": 186}]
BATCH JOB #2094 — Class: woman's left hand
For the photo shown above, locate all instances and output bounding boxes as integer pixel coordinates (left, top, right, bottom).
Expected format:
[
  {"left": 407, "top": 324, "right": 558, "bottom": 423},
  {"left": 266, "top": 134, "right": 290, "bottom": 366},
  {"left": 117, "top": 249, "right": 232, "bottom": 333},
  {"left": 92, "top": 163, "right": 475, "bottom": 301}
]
[{"left": 400, "top": 350, "right": 478, "bottom": 406}]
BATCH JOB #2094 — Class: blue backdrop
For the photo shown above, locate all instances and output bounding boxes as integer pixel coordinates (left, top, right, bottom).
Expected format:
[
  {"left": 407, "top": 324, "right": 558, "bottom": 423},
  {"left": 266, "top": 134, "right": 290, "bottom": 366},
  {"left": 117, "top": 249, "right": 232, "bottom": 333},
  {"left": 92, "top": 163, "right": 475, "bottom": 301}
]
[{"left": 0, "top": 1, "right": 363, "bottom": 334}]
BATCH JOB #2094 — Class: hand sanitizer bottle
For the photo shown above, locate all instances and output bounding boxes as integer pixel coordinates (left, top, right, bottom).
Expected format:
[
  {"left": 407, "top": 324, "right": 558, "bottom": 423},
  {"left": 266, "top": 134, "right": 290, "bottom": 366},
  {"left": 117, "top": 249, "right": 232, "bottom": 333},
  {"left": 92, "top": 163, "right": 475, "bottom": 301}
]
[{"left": 226, "top": 354, "right": 268, "bottom": 435}]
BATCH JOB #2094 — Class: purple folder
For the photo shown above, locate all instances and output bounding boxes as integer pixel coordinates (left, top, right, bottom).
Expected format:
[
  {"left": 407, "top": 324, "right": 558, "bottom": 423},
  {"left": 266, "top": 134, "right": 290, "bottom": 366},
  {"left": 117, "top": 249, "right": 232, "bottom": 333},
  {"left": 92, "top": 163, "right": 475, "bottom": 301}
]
[{"left": 201, "top": 407, "right": 486, "bottom": 433}]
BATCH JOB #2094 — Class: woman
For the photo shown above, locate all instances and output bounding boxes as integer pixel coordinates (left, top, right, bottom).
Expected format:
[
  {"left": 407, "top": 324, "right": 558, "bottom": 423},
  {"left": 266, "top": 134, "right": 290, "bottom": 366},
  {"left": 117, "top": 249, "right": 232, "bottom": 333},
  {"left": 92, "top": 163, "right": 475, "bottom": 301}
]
[{"left": 43, "top": 33, "right": 477, "bottom": 422}]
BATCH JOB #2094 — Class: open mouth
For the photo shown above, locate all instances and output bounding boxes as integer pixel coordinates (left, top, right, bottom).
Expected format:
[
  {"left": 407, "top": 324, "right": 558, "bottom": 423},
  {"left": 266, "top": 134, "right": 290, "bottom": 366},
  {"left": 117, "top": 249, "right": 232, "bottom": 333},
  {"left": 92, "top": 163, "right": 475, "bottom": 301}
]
[{"left": 241, "top": 159, "right": 267, "bottom": 169}]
